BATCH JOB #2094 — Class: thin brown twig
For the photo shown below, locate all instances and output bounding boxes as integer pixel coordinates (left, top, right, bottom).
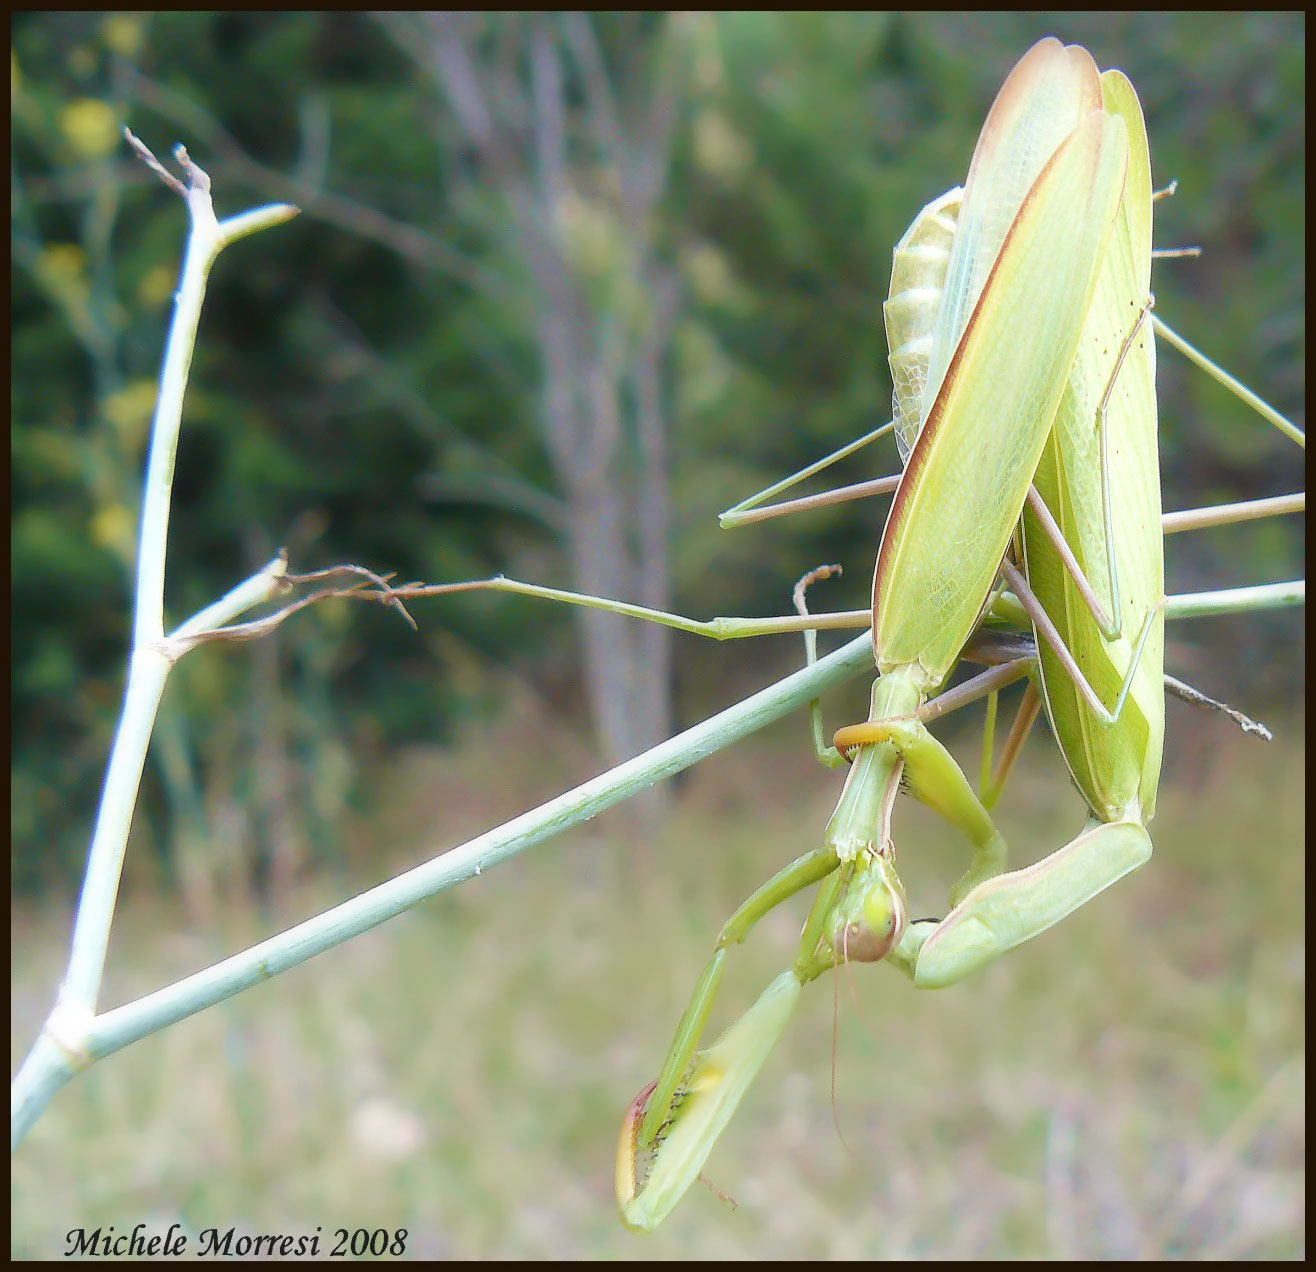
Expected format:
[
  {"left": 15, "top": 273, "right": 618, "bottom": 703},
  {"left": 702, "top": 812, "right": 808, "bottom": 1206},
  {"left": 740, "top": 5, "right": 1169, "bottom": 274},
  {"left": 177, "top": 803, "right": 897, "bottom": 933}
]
[
  {"left": 180, "top": 570, "right": 418, "bottom": 652},
  {"left": 283, "top": 563, "right": 417, "bottom": 629}
]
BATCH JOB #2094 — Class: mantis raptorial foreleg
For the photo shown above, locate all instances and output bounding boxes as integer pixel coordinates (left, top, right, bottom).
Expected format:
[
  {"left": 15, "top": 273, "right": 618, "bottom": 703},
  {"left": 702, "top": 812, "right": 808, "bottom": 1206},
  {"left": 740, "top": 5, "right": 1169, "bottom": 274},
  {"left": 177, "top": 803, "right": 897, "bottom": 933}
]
[
  {"left": 887, "top": 818, "right": 1153, "bottom": 989},
  {"left": 618, "top": 765, "right": 908, "bottom": 1231},
  {"left": 835, "top": 707, "right": 1010, "bottom": 903},
  {"left": 634, "top": 844, "right": 844, "bottom": 1149}
]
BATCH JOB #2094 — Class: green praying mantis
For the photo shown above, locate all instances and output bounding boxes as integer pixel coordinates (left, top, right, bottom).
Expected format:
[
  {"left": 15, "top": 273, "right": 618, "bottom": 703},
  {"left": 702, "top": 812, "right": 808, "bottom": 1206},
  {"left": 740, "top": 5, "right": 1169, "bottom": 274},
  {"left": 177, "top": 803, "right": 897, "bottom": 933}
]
[
  {"left": 617, "top": 44, "right": 1301, "bottom": 1228},
  {"left": 386, "top": 37, "right": 1303, "bottom": 1230},
  {"left": 621, "top": 40, "right": 1143, "bottom": 1229},
  {"left": 614, "top": 43, "right": 1149, "bottom": 1227}
]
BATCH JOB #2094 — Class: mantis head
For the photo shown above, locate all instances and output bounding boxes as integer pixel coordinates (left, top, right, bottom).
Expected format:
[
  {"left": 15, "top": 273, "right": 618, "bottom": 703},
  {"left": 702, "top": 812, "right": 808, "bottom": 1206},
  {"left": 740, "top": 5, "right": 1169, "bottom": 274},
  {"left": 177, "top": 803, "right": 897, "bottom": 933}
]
[{"left": 825, "top": 843, "right": 909, "bottom": 967}]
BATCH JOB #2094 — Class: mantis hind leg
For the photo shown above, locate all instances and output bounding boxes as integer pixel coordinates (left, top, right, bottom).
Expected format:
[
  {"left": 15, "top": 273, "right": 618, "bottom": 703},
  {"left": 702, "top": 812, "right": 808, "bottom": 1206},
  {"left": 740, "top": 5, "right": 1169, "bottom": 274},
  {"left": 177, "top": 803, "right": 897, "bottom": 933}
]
[
  {"left": 891, "top": 818, "right": 1152, "bottom": 989},
  {"left": 1019, "top": 298, "right": 1156, "bottom": 643},
  {"left": 979, "top": 681, "right": 1044, "bottom": 810},
  {"left": 1000, "top": 557, "right": 1164, "bottom": 726},
  {"left": 791, "top": 564, "right": 854, "bottom": 770}
]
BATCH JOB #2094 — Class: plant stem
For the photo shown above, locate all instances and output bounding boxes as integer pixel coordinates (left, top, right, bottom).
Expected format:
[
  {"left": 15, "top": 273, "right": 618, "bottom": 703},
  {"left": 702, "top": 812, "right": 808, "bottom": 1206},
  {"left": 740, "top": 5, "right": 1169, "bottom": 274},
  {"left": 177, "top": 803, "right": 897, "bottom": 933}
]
[{"left": 12, "top": 631, "right": 876, "bottom": 1146}]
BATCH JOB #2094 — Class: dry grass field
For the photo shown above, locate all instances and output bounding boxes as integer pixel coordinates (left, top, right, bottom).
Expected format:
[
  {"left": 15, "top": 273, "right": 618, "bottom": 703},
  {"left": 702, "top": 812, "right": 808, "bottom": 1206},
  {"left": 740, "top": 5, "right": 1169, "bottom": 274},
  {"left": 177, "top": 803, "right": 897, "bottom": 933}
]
[{"left": 11, "top": 692, "right": 1303, "bottom": 1258}]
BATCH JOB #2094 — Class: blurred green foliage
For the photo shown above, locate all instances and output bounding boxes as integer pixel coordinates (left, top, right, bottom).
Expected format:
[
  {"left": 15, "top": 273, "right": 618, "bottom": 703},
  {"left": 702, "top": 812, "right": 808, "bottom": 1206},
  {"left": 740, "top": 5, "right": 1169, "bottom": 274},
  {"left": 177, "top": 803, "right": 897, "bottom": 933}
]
[{"left": 11, "top": 13, "right": 1303, "bottom": 894}]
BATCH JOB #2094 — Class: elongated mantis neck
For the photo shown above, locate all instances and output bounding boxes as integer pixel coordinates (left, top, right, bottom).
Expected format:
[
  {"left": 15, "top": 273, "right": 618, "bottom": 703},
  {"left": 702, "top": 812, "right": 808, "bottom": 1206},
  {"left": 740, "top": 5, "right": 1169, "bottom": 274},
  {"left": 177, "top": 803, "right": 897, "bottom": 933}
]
[
  {"left": 823, "top": 669, "right": 922, "bottom": 863},
  {"left": 869, "top": 666, "right": 927, "bottom": 718}
]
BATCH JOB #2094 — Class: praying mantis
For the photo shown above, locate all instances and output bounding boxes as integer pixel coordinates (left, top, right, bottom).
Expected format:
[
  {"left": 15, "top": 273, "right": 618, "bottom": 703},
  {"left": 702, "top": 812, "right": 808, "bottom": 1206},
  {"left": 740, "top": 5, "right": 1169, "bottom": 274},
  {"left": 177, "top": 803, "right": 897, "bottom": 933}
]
[
  {"left": 736, "top": 61, "right": 1301, "bottom": 1001},
  {"left": 387, "top": 38, "right": 1304, "bottom": 1230},
  {"left": 613, "top": 44, "right": 1147, "bottom": 1227},
  {"left": 620, "top": 44, "right": 1302, "bottom": 1227},
  {"left": 617, "top": 39, "right": 1137, "bottom": 1228}
]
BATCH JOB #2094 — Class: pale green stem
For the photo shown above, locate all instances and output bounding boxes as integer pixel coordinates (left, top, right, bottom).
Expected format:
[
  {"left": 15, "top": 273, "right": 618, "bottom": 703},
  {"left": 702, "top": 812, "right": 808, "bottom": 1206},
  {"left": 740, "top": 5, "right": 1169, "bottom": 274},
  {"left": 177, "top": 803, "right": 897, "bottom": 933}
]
[
  {"left": 12, "top": 631, "right": 877, "bottom": 1148},
  {"left": 12, "top": 137, "right": 298, "bottom": 1144},
  {"left": 171, "top": 555, "right": 290, "bottom": 641},
  {"left": 54, "top": 557, "right": 291, "bottom": 1033},
  {"left": 1152, "top": 316, "right": 1304, "bottom": 448},
  {"left": 62, "top": 149, "right": 297, "bottom": 1016},
  {"left": 1159, "top": 580, "right": 1304, "bottom": 620},
  {"left": 131, "top": 183, "right": 221, "bottom": 648},
  {"left": 987, "top": 580, "right": 1304, "bottom": 631},
  {"left": 61, "top": 196, "right": 221, "bottom": 1014}
]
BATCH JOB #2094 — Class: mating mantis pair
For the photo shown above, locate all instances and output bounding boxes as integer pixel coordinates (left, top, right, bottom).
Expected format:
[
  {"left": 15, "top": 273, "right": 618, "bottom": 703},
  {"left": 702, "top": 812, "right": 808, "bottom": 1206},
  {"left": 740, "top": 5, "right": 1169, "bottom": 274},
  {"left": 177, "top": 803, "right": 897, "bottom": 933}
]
[
  {"left": 612, "top": 40, "right": 1298, "bottom": 1229},
  {"left": 390, "top": 38, "right": 1303, "bottom": 1230}
]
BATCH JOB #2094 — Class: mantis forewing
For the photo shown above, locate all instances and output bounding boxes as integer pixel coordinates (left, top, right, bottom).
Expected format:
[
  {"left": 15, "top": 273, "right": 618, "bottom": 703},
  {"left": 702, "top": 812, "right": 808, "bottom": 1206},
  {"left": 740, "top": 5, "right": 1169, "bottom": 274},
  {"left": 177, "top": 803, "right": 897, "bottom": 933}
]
[
  {"left": 891, "top": 68, "right": 1163, "bottom": 986},
  {"left": 921, "top": 39, "right": 1105, "bottom": 437},
  {"left": 872, "top": 103, "right": 1127, "bottom": 687},
  {"left": 1028, "top": 68, "right": 1163, "bottom": 818}
]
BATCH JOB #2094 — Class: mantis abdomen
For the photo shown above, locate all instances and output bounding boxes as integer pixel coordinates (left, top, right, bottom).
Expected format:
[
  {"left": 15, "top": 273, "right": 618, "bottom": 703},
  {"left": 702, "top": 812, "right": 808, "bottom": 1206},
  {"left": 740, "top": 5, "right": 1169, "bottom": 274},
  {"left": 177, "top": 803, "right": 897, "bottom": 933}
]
[{"left": 884, "top": 187, "right": 963, "bottom": 463}]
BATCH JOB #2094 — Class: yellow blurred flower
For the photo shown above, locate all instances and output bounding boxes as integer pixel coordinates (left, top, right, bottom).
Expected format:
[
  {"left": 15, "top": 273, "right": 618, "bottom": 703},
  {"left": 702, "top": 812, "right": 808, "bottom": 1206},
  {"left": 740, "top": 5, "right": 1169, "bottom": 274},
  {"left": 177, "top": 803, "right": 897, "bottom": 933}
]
[
  {"left": 101, "top": 15, "right": 145, "bottom": 57},
  {"left": 59, "top": 97, "right": 120, "bottom": 160},
  {"left": 89, "top": 503, "right": 136, "bottom": 560},
  {"left": 137, "top": 264, "right": 178, "bottom": 310},
  {"left": 692, "top": 109, "right": 753, "bottom": 184},
  {"left": 102, "top": 381, "right": 159, "bottom": 452}
]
